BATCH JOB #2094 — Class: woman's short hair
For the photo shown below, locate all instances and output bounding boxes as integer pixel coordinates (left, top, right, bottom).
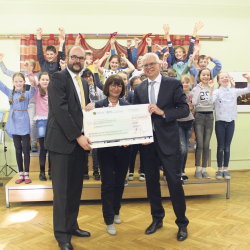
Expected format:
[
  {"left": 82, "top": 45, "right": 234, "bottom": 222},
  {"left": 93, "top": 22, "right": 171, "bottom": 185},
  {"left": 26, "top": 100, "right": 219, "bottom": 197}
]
[{"left": 103, "top": 75, "right": 125, "bottom": 98}]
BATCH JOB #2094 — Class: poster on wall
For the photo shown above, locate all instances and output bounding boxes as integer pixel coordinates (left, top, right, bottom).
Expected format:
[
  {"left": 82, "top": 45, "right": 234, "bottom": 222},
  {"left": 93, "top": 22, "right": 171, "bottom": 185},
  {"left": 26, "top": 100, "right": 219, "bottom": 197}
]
[{"left": 228, "top": 71, "right": 250, "bottom": 112}]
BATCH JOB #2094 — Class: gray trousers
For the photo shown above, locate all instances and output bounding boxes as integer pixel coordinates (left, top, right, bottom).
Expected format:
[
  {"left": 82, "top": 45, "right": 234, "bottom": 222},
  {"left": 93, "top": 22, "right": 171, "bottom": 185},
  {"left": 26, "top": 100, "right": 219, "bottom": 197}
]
[{"left": 28, "top": 97, "right": 37, "bottom": 146}]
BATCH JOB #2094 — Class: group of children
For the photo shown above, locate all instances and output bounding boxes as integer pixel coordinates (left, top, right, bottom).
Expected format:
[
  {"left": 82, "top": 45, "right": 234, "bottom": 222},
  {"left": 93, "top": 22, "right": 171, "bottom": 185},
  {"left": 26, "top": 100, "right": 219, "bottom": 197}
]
[{"left": 0, "top": 22, "right": 249, "bottom": 185}]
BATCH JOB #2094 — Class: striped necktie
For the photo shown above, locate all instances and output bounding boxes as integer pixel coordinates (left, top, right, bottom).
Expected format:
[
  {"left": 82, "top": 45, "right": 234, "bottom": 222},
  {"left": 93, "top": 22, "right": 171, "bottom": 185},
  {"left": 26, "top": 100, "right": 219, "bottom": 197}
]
[{"left": 75, "top": 75, "right": 86, "bottom": 109}]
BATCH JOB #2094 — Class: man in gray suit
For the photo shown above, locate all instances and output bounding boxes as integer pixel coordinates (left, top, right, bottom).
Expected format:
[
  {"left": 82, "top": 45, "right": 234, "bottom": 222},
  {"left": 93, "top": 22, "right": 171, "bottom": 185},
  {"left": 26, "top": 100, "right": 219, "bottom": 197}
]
[{"left": 45, "top": 45, "right": 93, "bottom": 250}]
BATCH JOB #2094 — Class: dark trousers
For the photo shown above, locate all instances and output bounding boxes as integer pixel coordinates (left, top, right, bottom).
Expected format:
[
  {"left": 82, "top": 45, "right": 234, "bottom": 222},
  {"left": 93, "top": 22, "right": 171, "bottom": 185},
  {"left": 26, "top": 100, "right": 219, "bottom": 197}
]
[
  {"left": 12, "top": 134, "right": 30, "bottom": 173},
  {"left": 178, "top": 121, "right": 193, "bottom": 173},
  {"left": 39, "top": 137, "right": 51, "bottom": 173},
  {"left": 141, "top": 135, "right": 189, "bottom": 228},
  {"left": 97, "top": 146, "right": 130, "bottom": 225},
  {"left": 50, "top": 143, "right": 87, "bottom": 244},
  {"left": 194, "top": 112, "right": 214, "bottom": 167},
  {"left": 215, "top": 120, "right": 235, "bottom": 168},
  {"left": 129, "top": 144, "right": 144, "bottom": 173}
]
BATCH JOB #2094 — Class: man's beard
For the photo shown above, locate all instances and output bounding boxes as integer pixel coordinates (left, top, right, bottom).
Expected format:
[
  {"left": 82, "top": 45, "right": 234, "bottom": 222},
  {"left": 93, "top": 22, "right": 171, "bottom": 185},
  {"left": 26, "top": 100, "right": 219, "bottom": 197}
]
[{"left": 67, "top": 61, "right": 83, "bottom": 74}]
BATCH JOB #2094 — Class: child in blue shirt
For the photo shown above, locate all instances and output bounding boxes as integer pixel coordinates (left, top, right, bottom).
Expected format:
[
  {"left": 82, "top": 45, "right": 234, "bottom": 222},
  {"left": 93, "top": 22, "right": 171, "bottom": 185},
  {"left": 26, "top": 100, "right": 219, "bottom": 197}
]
[
  {"left": 163, "top": 22, "right": 204, "bottom": 79},
  {"left": 0, "top": 73, "right": 36, "bottom": 184}
]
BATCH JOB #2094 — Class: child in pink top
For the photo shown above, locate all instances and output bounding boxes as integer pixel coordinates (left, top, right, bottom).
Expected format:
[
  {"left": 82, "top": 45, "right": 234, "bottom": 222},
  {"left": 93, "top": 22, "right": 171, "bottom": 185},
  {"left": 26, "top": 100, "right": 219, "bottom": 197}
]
[{"left": 29, "top": 72, "right": 50, "bottom": 181}]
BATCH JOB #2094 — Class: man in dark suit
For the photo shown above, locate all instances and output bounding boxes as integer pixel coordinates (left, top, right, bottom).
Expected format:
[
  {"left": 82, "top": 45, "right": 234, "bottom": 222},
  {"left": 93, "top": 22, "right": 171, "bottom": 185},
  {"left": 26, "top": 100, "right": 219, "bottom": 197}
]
[
  {"left": 133, "top": 53, "right": 190, "bottom": 241},
  {"left": 45, "top": 45, "right": 93, "bottom": 250}
]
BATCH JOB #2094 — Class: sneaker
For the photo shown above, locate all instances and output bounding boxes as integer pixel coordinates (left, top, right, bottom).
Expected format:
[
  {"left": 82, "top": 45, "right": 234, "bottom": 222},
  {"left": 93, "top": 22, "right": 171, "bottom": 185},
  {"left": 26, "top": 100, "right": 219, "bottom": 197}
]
[
  {"left": 31, "top": 145, "right": 38, "bottom": 152},
  {"left": 139, "top": 173, "right": 145, "bottom": 181},
  {"left": 15, "top": 174, "right": 24, "bottom": 184},
  {"left": 114, "top": 215, "right": 121, "bottom": 224},
  {"left": 39, "top": 172, "right": 47, "bottom": 181},
  {"left": 215, "top": 171, "right": 223, "bottom": 179},
  {"left": 107, "top": 224, "right": 116, "bottom": 236},
  {"left": 202, "top": 171, "right": 210, "bottom": 179},
  {"left": 84, "top": 173, "right": 89, "bottom": 180},
  {"left": 195, "top": 171, "right": 202, "bottom": 179},
  {"left": 93, "top": 171, "right": 100, "bottom": 180},
  {"left": 124, "top": 180, "right": 128, "bottom": 186},
  {"left": 24, "top": 175, "right": 32, "bottom": 184},
  {"left": 223, "top": 171, "right": 231, "bottom": 180},
  {"left": 193, "top": 142, "right": 196, "bottom": 149},
  {"left": 128, "top": 173, "right": 134, "bottom": 181},
  {"left": 182, "top": 174, "right": 189, "bottom": 181}
]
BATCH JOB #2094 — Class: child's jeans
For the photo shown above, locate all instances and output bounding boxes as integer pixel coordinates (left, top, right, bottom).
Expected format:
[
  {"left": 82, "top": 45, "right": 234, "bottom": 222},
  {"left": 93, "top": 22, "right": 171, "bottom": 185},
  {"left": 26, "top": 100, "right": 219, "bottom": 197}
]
[
  {"left": 215, "top": 120, "right": 235, "bottom": 168},
  {"left": 178, "top": 120, "right": 193, "bottom": 173}
]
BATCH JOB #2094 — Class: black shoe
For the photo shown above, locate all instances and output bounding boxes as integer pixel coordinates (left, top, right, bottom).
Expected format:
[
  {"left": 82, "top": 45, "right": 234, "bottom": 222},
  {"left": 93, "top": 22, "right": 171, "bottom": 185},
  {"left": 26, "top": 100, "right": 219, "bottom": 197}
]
[
  {"left": 145, "top": 221, "right": 163, "bottom": 234},
  {"left": 58, "top": 242, "right": 73, "bottom": 250},
  {"left": 72, "top": 229, "right": 91, "bottom": 237},
  {"left": 182, "top": 175, "right": 189, "bottom": 181},
  {"left": 181, "top": 180, "right": 185, "bottom": 186},
  {"left": 48, "top": 169, "right": 52, "bottom": 180},
  {"left": 84, "top": 173, "right": 89, "bottom": 180},
  {"left": 177, "top": 227, "right": 188, "bottom": 241},
  {"left": 93, "top": 171, "right": 100, "bottom": 180},
  {"left": 39, "top": 172, "right": 47, "bottom": 181},
  {"left": 31, "top": 145, "right": 38, "bottom": 152}
]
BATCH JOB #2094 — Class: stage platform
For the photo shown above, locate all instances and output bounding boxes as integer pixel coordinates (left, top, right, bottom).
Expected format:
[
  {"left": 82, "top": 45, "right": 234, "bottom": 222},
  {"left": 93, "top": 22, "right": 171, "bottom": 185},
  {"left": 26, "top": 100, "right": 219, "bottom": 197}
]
[{"left": 5, "top": 167, "right": 230, "bottom": 208}]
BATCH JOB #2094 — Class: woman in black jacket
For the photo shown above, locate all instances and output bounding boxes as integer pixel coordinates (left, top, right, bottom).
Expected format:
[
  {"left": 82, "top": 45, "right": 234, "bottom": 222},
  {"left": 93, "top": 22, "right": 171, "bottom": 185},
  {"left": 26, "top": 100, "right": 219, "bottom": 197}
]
[{"left": 95, "top": 74, "right": 130, "bottom": 236}]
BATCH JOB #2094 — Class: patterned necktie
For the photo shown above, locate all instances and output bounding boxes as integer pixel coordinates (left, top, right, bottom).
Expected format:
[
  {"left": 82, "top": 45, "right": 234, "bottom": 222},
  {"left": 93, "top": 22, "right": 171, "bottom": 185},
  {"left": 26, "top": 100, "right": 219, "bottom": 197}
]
[
  {"left": 75, "top": 75, "right": 86, "bottom": 109},
  {"left": 150, "top": 81, "right": 156, "bottom": 104}
]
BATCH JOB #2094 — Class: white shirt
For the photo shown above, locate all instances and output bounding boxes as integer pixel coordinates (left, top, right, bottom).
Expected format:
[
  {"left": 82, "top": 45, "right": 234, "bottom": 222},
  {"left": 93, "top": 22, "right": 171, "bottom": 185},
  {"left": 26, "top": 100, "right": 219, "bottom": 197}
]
[
  {"left": 67, "top": 67, "right": 84, "bottom": 132},
  {"left": 148, "top": 73, "right": 162, "bottom": 104}
]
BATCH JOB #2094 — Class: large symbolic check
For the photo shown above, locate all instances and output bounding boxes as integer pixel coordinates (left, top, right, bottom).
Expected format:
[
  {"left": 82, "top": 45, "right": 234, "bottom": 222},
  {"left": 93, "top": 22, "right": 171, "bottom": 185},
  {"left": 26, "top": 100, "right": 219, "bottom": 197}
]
[{"left": 83, "top": 104, "right": 154, "bottom": 148}]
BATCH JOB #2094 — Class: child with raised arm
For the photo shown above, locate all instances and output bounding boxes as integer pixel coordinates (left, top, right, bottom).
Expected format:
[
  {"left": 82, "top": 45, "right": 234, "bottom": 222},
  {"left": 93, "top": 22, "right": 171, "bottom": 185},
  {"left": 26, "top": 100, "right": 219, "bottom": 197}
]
[
  {"left": 0, "top": 73, "right": 36, "bottom": 184},
  {"left": 209, "top": 72, "right": 250, "bottom": 180},
  {"left": 190, "top": 45, "right": 222, "bottom": 86},
  {"left": 36, "top": 27, "right": 65, "bottom": 74},
  {"left": 98, "top": 52, "right": 135, "bottom": 82},
  {"left": 163, "top": 22, "right": 204, "bottom": 79},
  {"left": 27, "top": 70, "right": 51, "bottom": 181},
  {"left": 192, "top": 69, "right": 214, "bottom": 179},
  {"left": 0, "top": 54, "right": 39, "bottom": 151}
]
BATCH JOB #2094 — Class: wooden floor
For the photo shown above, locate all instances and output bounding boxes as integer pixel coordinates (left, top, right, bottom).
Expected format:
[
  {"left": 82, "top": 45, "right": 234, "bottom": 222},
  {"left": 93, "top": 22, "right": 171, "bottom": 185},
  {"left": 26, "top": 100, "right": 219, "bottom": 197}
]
[{"left": 0, "top": 171, "right": 250, "bottom": 250}]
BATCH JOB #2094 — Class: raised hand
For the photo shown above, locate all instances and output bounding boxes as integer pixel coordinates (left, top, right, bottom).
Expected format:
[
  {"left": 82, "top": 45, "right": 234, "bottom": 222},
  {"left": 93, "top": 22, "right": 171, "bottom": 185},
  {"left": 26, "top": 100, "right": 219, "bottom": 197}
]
[
  {"left": 162, "top": 61, "right": 168, "bottom": 70},
  {"left": 0, "top": 53, "right": 5, "bottom": 61},
  {"left": 59, "top": 27, "right": 65, "bottom": 34},
  {"left": 110, "top": 37, "right": 116, "bottom": 45},
  {"left": 146, "top": 37, "right": 152, "bottom": 46},
  {"left": 59, "top": 59, "right": 66, "bottom": 70},
  {"left": 93, "top": 59, "right": 101, "bottom": 69},
  {"left": 75, "top": 34, "right": 81, "bottom": 45},
  {"left": 163, "top": 24, "right": 170, "bottom": 35},
  {"left": 24, "top": 60, "right": 33, "bottom": 74},
  {"left": 155, "top": 44, "right": 163, "bottom": 51},
  {"left": 59, "top": 33, "right": 65, "bottom": 45},
  {"left": 134, "top": 37, "right": 140, "bottom": 44},
  {"left": 127, "top": 39, "right": 132, "bottom": 48},
  {"left": 105, "top": 52, "right": 111, "bottom": 58},
  {"left": 208, "top": 79, "right": 214, "bottom": 88},
  {"left": 85, "top": 60, "right": 92, "bottom": 67},
  {"left": 242, "top": 73, "right": 250, "bottom": 82},
  {"left": 163, "top": 52, "right": 169, "bottom": 61},
  {"left": 36, "top": 27, "right": 43, "bottom": 39},
  {"left": 194, "top": 43, "right": 201, "bottom": 52},
  {"left": 194, "top": 21, "right": 204, "bottom": 32},
  {"left": 204, "top": 56, "right": 212, "bottom": 62},
  {"left": 28, "top": 75, "right": 35, "bottom": 87},
  {"left": 120, "top": 53, "right": 127, "bottom": 61},
  {"left": 230, "top": 76, "right": 235, "bottom": 87}
]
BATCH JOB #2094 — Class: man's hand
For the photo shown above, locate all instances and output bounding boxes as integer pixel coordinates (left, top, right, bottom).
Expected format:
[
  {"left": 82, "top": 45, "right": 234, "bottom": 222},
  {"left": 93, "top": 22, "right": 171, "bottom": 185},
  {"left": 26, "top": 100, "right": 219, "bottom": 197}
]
[
  {"left": 76, "top": 135, "right": 93, "bottom": 150},
  {"left": 127, "top": 39, "right": 132, "bottom": 48},
  {"left": 148, "top": 104, "right": 164, "bottom": 116},
  {"left": 75, "top": 34, "right": 81, "bottom": 45},
  {"left": 146, "top": 37, "right": 152, "bottom": 46},
  {"left": 0, "top": 53, "right": 4, "bottom": 62},
  {"left": 85, "top": 103, "right": 95, "bottom": 111},
  {"left": 36, "top": 27, "right": 43, "bottom": 39}
]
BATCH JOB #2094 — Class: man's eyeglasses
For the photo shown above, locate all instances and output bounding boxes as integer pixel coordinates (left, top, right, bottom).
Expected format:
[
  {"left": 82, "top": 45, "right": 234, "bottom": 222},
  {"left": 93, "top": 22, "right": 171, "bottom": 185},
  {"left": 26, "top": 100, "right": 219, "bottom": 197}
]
[
  {"left": 142, "top": 62, "right": 158, "bottom": 68},
  {"left": 70, "top": 55, "right": 85, "bottom": 62}
]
